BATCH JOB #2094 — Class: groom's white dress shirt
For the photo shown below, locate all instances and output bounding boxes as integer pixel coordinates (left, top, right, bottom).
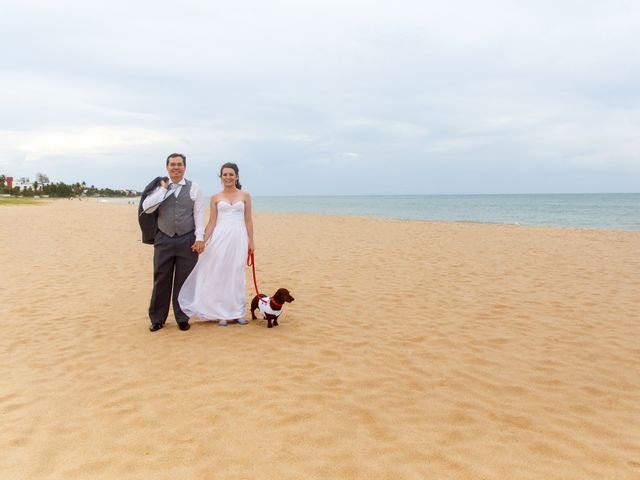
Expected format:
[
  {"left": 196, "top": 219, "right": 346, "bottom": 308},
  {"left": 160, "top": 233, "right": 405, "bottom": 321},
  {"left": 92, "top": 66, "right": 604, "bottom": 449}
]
[{"left": 142, "top": 178, "right": 205, "bottom": 241}]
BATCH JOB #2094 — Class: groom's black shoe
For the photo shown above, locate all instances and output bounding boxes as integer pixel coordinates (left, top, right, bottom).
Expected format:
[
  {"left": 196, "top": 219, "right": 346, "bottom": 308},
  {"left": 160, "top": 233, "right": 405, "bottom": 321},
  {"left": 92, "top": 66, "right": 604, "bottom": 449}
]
[
  {"left": 178, "top": 322, "right": 190, "bottom": 331},
  {"left": 149, "top": 323, "right": 163, "bottom": 332}
]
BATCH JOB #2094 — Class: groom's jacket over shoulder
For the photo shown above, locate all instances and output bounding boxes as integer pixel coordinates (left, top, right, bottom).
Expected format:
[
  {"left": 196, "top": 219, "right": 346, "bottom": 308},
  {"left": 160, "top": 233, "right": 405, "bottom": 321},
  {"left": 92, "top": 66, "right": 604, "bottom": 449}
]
[{"left": 138, "top": 176, "right": 166, "bottom": 244}]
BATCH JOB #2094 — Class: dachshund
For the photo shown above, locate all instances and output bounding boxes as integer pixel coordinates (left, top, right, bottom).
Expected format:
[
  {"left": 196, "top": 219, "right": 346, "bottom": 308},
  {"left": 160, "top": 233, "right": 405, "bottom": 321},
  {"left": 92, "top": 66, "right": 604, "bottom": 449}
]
[{"left": 250, "top": 288, "right": 295, "bottom": 328}]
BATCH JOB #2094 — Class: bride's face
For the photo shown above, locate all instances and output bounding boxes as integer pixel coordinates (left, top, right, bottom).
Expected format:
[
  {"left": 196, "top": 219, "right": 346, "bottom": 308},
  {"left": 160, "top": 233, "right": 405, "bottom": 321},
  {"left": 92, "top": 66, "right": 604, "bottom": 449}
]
[{"left": 221, "top": 167, "right": 237, "bottom": 187}]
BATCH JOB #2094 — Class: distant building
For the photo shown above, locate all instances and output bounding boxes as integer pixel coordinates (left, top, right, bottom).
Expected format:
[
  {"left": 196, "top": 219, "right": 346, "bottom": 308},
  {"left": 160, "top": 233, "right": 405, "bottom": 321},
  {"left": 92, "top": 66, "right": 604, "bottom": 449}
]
[
  {"left": 7, "top": 176, "right": 13, "bottom": 188},
  {"left": 11, "top": 173, "right": 51, "bottom": 191},
  {"left": 13, "top": 177, "right": 33, "bottom": 191}
]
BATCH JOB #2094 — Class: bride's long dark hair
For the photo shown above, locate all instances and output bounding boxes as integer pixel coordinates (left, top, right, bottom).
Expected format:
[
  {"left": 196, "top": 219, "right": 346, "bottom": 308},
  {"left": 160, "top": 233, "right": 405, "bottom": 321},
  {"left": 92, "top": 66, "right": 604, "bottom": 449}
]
[{"left": 220, "top": 162, "right": 242, "bottom": 190}]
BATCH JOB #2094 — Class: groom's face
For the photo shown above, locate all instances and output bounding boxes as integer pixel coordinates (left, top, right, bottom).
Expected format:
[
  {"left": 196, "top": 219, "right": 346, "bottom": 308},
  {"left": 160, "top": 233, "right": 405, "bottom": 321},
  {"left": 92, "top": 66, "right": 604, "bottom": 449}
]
[{"left": 167, "top": 156, "right": 186, "bottom": 182}]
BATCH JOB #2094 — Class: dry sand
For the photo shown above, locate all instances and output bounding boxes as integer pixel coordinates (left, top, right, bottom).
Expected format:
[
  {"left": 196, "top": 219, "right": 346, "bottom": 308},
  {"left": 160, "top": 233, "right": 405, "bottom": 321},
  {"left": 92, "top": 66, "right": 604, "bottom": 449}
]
[{"left": 1, "top": 199, "right": 639, "bottom": 479}]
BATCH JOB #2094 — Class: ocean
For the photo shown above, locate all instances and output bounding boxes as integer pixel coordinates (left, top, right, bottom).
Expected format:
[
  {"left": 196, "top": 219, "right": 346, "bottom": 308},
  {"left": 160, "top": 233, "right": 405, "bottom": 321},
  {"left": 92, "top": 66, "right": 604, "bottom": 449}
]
[
  {"left": 251, "top": 193, "right": 640, "bottom": 231},
  {"left": 116, "top": 193, "right": 639, "bottom": 230}
]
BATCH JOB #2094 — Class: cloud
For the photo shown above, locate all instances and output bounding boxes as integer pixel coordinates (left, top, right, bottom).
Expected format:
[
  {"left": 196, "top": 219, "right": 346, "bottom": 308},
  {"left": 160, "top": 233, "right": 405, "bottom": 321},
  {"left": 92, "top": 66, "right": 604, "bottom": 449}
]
[{"left": 1, "top": 0, "right": 639, "bottom": 194}]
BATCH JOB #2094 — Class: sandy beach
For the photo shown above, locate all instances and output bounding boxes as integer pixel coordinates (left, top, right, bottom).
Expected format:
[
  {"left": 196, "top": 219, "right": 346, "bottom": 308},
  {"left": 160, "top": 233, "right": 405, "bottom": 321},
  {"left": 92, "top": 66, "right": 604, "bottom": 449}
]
[{"left": 1, "top": 199, "right": 639, "bottom": 479}]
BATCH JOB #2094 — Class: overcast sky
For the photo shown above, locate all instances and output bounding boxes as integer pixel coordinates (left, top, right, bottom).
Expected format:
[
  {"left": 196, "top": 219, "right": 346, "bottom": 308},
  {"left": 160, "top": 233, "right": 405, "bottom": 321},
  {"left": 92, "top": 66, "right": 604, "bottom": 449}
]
[{"left": 1, "top": 0, "right": 639, "bottom": 195}]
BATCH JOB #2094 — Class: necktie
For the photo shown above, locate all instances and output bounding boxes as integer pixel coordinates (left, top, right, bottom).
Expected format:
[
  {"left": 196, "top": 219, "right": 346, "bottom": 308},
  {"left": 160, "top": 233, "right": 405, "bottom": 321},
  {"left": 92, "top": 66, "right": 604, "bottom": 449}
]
[{"left": 164, "top": 183, "right": 177, "bottom": 200}]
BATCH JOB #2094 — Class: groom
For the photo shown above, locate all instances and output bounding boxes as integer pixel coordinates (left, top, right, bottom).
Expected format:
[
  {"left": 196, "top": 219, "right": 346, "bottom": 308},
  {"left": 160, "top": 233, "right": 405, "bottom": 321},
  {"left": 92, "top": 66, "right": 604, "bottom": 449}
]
[{"left": 142, "top": 153, "right": 205, "bottom": 332}]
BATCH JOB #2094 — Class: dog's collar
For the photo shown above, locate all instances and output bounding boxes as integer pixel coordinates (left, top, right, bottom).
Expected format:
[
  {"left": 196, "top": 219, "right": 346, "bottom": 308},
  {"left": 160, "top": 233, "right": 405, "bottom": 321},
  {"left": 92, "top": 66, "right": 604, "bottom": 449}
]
[{"left": 270, "top": 298, "right": 283, "bottom": 309}]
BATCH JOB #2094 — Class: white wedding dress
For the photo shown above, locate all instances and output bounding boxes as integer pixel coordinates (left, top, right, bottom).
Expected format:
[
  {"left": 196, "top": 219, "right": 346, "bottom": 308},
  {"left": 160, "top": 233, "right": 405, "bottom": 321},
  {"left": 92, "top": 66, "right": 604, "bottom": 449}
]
[{"left": 178, "top": 200, "right": 248, "bottom": 320}]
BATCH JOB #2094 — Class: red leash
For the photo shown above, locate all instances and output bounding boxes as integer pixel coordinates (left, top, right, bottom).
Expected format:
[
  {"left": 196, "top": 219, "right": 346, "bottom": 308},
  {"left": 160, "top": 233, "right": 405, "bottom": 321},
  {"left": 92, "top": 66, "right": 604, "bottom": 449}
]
[
  {"left": 247, "top": 251, "right": 281, "bottom": 307},
  {"left": 247, "top": 251, "right": 262, "bottom": 298}
]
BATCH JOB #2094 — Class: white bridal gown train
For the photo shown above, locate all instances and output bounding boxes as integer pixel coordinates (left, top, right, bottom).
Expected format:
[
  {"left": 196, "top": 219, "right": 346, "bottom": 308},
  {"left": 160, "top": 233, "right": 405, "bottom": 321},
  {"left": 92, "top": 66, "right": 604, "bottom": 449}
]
[{"left": 178, "top": 200, "right": 248, "bottom": 320}]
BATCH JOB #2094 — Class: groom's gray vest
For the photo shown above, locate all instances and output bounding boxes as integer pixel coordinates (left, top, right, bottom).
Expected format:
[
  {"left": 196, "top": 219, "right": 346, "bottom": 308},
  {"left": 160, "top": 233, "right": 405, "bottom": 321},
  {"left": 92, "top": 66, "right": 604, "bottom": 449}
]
[{"left": 157, "top": 180, "right": 195, "bottom": 237}]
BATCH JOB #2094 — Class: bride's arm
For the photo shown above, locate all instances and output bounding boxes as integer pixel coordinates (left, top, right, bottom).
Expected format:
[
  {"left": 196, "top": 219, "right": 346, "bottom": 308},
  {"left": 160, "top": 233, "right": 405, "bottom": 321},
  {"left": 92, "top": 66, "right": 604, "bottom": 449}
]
[
  {"left": 244, "top": 192, "right": 255, "bottom": 253},
  {"left": 204, "top": 196, "right": 218, "bottom": 244}
]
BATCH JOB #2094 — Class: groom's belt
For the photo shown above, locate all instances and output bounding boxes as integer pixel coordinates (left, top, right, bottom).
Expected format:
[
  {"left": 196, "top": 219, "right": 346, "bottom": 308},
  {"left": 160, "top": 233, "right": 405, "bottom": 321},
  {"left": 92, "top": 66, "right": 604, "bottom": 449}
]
[{"left": 158, "top": 229, "right": 195, "bottom": 238}]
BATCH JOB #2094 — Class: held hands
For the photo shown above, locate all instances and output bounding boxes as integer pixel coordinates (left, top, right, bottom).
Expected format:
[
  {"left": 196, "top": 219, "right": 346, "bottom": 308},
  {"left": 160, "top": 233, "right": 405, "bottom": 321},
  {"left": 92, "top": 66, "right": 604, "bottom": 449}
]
[
  {"left": 192, "top": 240, "right": 205, "bottom": 254},
  {"left": 191, "top": 240, "right": 250, "bottom": 255}
]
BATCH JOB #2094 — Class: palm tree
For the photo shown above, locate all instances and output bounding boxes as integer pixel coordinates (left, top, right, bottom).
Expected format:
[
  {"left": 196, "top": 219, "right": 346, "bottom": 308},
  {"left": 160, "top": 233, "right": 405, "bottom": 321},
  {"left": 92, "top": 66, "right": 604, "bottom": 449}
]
[{"left": 71, "top": 182, "right": 81, "bottom": 197}]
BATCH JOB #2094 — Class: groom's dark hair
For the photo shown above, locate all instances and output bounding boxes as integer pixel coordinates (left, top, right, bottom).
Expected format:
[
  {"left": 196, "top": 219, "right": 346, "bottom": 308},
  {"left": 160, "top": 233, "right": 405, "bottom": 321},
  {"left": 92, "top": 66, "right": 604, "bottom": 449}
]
[{"left": 166, "top": 153, "right": 186, "bottom": 166}]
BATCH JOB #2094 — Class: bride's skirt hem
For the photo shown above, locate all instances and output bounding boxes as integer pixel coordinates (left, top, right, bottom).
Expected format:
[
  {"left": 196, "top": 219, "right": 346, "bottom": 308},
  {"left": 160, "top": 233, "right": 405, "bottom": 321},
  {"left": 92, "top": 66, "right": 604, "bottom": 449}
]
[{"left": 185, "top": 311, "right": 247, "bottom": 322}]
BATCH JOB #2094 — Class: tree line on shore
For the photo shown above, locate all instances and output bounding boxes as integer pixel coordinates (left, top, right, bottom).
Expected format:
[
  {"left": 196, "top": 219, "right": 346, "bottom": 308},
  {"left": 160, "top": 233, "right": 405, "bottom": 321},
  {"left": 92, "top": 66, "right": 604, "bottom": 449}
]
[{"left": 0, "top": 175, "right": 139, "bottom": 198}]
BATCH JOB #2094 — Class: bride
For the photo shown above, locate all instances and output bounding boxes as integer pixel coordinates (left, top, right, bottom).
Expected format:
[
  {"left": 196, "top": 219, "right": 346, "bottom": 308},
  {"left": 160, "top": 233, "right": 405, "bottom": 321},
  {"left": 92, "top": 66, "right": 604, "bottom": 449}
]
[{"left": 178, "top": 163, "right": 255, "bottom": 325}]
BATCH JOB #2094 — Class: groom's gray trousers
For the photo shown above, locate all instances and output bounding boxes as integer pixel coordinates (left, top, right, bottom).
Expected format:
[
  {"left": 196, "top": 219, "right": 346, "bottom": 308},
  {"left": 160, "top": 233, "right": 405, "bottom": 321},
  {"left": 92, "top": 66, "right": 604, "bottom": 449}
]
[{"left": 149, "top": 230, "right": 198, "bottom": 325}]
